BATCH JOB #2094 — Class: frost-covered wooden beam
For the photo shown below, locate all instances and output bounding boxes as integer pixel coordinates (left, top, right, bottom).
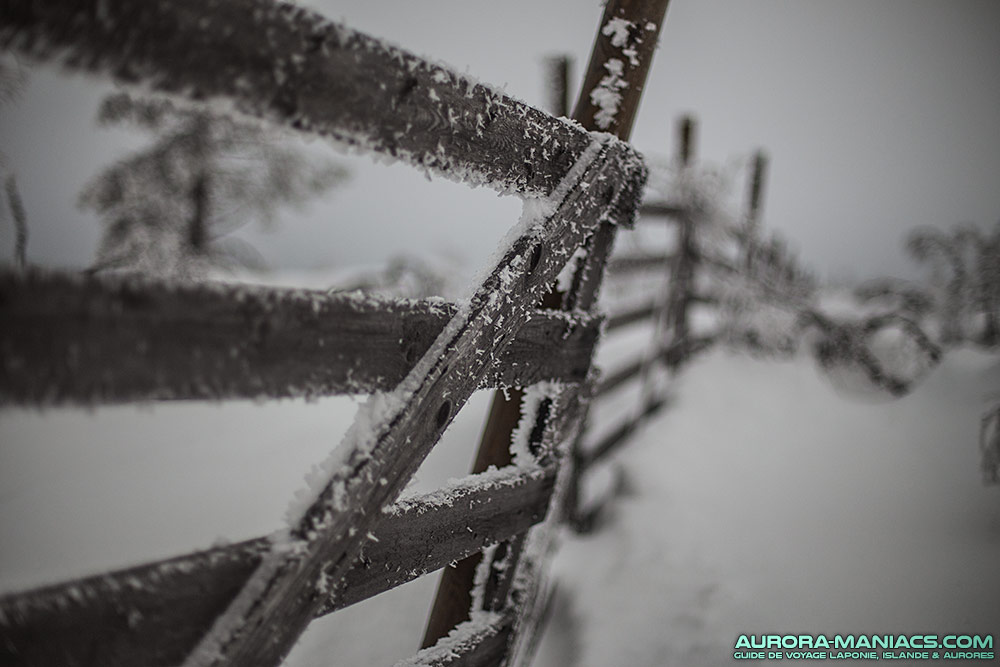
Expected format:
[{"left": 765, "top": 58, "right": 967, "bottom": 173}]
[
  {"left": 639, "top": 201, "right": 688, "bottom": 219},
  {"left": 470, "top": 2, "right": 671, "bottom": 663},
  {"left": 0, "top": 0, "right": 599, "bottom": 197},
  {"left": 607, "top": 252, "right": 674, "bottom": 275},
  {"left": 606, "top": 301, "right": 659, "bottom": 331},
  {"left": 0, "top": 271, "right": 601, "bottom": 405},
  {"left": 174, "top": 135, "right": 643, "bottom": 666},
  {"left": 595, "top": 356, "right": 646, "bottom": 397},
  {"left": 400, "top": 614, "right": 513, "bottom": 667},
  {"left": 661, "top": 333, "right": 717, "bottom": 368},
  {"left": 0, "top": 467, "right": 554, "bottom": 667},
  {"left": 579, "top": 395, "right": 667, "bottom": 469},
  {"left": 594, "top": 330, "right": 717, "bottom": 401}
]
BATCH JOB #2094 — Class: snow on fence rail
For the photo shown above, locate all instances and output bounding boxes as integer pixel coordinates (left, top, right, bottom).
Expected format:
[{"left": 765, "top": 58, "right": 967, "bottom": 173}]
[{"left": 0, "top": 0, "right": 672, "bottom": 666}]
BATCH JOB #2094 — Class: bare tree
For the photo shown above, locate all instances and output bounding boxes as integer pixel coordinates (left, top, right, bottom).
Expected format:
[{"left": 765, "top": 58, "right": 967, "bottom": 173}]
[{"left": 80, "top": 92, "right": 348, "bottom": 278}]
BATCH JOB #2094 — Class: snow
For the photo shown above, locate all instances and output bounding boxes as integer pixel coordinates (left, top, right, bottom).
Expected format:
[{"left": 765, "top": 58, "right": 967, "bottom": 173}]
[
  {"left": 534, "top": 346, "right": 1000, "bottom": 667},
  {"left": 590, "top": 58, "right": 628, "bottom": 131},
  {"left": 393, "top": 610, "right": 505, "bottom": 667},
  {"left": 601, "top": 18, "right": 634, "bottom": 49},
  {"left": 2, "top": 313, "right": 997, "bottom": 665}
]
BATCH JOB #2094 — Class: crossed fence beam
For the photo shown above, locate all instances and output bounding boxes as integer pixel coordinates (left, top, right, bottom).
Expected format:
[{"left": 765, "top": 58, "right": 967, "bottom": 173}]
[{"left": 0, "top": 0, "right": 670, "bottom": 665}]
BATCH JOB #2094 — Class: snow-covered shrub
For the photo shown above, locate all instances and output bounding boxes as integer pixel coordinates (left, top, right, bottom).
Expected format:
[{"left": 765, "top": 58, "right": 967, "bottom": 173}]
[
  {"left": 905, "top": 220, "right": 1000, "bottom": 348},
  {"left": 800, "top": 310, "right": 941, "bottom": 398},
  {"left": 853, "top": 277, "right": 934, "bottom": 320}
]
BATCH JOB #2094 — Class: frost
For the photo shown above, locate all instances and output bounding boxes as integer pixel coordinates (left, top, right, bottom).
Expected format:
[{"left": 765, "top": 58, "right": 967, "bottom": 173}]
[
  {"left": 509, "top": 383, "right": 565, "bottom": 467},
  {"left": 392, "top": 459, "right": 546, "bottom": 515},
  {"left": 469, "top": 543, "right": 498, "bottom": 612},
  {"left": 602, "top": 17, "right": 635, "bottom": 48},
  {"left": 556, "top": 246, "right": 587, "bottom": 294},
  {"left": 461, "top": 135, "right": 606, "bottom": 302},
  {"left": 590, "top": 59, "right": 628, "bottom": 130},
  {"left": 394, "top": 611, "right": 505, "bottom": 667}
]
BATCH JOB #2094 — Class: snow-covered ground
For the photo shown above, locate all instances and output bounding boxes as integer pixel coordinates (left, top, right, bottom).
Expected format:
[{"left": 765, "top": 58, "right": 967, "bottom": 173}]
[
  {"left": 1, "top": 331, "right": 997, "bottom": 665},
  {"left": 536, "top": 345, "right": 1000, "bottom": 667}
]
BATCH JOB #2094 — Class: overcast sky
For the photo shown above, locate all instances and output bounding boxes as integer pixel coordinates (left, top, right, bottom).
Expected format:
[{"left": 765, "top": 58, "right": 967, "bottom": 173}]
[{"left": 1, "top": 0, "right": 998, "bottom": 283}]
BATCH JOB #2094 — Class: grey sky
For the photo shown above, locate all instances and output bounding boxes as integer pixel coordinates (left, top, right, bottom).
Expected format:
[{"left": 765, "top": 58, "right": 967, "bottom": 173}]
[{"left": 1, "top": 0, "right": 998, "bottom": 283}]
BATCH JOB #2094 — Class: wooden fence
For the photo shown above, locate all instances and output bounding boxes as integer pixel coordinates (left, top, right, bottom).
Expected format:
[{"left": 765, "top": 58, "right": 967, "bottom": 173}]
[
  {"left": 0, "top": 1, "right": 785, "bottom": 659},
  {"left": 564, "top": 116, "right": 767, "bottom": 530},
  {"left": 0, "top": 0, "right": 670, "bottom": 665}
]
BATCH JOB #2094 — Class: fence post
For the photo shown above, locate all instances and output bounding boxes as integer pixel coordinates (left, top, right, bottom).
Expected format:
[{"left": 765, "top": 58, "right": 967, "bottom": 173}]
[
  {"left": 677, "top": 114, "right": 695, "bottom": 168},
  {"left": 743, "top": 150, "right": 768, "bottom": 269},
  {"left": 545, "top": 55, "right": 572, "bottom": 117},
  {"left": 665, "top": 115, "right": 697, "bottom": 365},
  {"left": 421, "top": 0, "right": 671, "bottom": 656}
]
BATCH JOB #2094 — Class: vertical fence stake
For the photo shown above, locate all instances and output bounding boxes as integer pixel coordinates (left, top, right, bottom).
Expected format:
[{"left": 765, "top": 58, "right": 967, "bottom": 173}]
[
  {"left": 665, "top": 115, "right": 698, "bottom": 365},
  {"left": 545, "top": 55, "right": 572, "bottom": 118},
  {"left": 744, "top": 150, "right": 768, "bottom": 268},
  {"left": 677, "top": 114, "right": 695, "bottom": 168},
  {"left": 421, "top": 0, "right": 672, "bottom": 657},
  {"left": 746, "top": 150, "right": 768, "bottom": 231}
]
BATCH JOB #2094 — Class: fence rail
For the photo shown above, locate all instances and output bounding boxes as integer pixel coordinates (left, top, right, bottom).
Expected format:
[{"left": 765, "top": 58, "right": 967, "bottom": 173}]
[
  {"left": 0, "top": 271, "right": 601, "bottom": 404},
  {"left": 0, "top": 466, "right": 554, "bottom": 667},
  {"left": 0, "top": 0, "right": 591, "bottom": 198}
]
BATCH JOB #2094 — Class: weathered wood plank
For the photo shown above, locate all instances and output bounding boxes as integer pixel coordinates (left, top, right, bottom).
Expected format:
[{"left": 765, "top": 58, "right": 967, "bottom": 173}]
[
  {"left": 701, "top": 251, "right": 738, "bottom": 275},
  {"left": 660, "top": 333, "right": 717, "bottom": 368},
  {"left": 579, "top": 396, "right": 667, "bottom": 469},
  {"left": 595, "top": 356, "right": 645, "bottom": 397},
  {"left": 606, "top": 301, "right": 659, "bottom": 331},
  {"left": 401, "top": 614, "right": 512, "bottom": 667},
  {"left": 689, "top": 292, "right": 719, "bottom": 306},
  {"left": 0, "top": 0, "right": 595, "bottom": 197},
  {"left": 0, "top": 467, "right": 554, "bottom": 667},
  {"left": 639, "top": 201, "right": 687, "bottom": 219},
  {"left": 607, "top": 252, "right": 673, "bottom": 275},
  {"left": 0, "top": 271, "right": 601, "bottom": 405},
  {"left": 175, "top": 135, "right": 643, "bottom": 667}
]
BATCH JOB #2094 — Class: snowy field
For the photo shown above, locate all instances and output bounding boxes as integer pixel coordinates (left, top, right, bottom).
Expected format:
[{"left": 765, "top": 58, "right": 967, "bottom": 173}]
[
  {"left": 2, "top": 333, "right": 996, "bottom": 665},
  {"left": 536, "top": 346, "right": 1000, "bottom": 667}
]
